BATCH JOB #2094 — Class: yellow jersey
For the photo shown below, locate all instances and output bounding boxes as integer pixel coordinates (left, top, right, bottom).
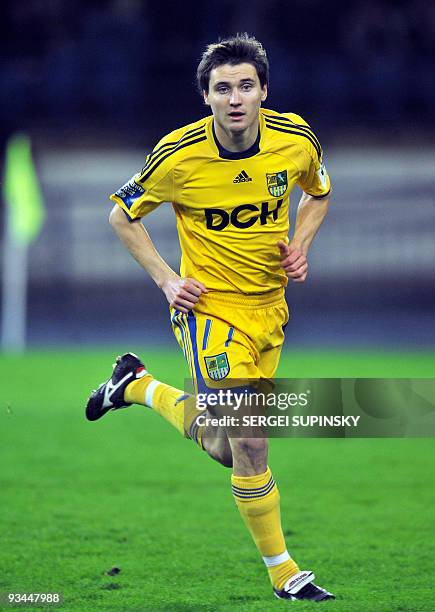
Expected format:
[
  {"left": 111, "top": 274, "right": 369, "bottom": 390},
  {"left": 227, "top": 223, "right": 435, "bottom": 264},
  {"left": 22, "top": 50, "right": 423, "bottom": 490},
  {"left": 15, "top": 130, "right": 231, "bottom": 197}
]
[{"left": 110, "top": 108, "right": 331, "bottom": 294}]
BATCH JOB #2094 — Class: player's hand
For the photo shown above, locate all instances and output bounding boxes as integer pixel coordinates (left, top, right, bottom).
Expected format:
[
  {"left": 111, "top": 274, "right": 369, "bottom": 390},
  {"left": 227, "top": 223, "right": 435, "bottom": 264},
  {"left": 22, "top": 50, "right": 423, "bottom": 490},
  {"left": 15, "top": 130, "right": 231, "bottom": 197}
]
[
  {"left": 162, "top": 276, "right": 208, "bottom": 313},
  {"left": 277, "top": 240, "right": 308, "bottom": 283}
]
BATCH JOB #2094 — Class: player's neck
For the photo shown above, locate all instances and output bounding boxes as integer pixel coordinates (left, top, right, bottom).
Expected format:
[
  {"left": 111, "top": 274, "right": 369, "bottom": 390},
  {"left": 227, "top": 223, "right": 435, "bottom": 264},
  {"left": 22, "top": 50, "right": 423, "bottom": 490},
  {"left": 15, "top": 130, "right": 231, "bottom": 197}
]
[{"left": 213, "top": 120, "right": 259, "bottom": 152}]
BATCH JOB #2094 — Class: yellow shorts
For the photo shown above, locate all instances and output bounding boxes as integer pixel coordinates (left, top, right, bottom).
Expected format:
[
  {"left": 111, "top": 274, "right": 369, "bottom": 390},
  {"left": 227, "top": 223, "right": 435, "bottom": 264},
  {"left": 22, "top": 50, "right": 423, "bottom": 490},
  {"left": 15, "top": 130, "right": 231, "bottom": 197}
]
[{"left": 170, "top": 288, "right": 288, "bottom": 392}]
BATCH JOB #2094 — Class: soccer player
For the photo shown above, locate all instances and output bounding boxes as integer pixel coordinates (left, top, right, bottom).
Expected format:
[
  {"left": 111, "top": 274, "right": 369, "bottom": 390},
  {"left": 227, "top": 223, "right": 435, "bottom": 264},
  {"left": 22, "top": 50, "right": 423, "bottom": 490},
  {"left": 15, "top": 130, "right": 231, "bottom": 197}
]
[{"left": 86, "top": 34, "right": 334, "bottom": 602}]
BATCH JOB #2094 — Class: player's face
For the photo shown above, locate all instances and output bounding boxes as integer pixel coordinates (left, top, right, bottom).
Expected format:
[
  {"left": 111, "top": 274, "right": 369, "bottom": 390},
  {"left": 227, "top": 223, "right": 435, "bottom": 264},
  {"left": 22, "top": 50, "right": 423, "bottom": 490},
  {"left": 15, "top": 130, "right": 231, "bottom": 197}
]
[{"left": 204, "top": 63, "right": 267, "bottom": 135}]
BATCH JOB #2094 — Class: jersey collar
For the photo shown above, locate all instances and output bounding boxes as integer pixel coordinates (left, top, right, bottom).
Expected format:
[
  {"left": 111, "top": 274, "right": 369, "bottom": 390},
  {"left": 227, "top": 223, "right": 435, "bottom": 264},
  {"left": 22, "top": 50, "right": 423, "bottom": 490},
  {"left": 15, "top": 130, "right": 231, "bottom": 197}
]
[{"left": 210, "top": 118, "right": 261, "bottom": 160}]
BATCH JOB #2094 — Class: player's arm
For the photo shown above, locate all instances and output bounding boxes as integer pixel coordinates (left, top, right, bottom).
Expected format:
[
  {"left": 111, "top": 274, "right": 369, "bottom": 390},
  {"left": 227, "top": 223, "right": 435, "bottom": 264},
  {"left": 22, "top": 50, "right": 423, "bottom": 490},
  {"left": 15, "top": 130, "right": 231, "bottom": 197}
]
[
  {"left": 109, "top": 205, "right": 207, "bottom": 314},
  {"left": 278, "top": 115, "right": 332, "bottom": 282},
  {"left": 278, "top": 192, "right": 330, "bottom": 283},
  {"left": 291, "top": 191, "right": 330, "bottom": 254},
  {"left": 109, "top": 134, "right": 207, "bottom": 313}
]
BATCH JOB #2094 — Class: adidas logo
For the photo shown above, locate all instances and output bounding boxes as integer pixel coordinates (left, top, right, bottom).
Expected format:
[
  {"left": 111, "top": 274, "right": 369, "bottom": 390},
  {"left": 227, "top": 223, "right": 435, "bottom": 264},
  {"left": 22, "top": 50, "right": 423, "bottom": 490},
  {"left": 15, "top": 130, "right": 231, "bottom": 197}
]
[{"left": 233, "top": 170, "right": 252, "bottom": 183}]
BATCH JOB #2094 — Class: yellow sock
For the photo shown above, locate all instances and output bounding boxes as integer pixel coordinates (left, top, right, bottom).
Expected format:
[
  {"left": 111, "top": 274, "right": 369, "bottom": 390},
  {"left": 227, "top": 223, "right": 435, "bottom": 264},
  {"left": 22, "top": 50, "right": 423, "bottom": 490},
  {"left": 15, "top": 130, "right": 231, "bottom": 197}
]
[
  {"left": 231, "top": 466, "right": 299, "bottom": 589},
  {"left": 124, "top": 375, "right": 203, "bottom": 445}
]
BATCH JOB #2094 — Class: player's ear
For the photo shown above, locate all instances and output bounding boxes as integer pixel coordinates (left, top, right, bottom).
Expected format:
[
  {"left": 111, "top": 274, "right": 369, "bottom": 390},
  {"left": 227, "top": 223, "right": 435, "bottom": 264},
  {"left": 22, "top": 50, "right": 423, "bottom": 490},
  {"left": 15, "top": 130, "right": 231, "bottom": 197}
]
[
  {"left": 203, "top": 90, "right": 210, "bottom": 106},
  {"left": 261, "top": 85, "right": 268, "bottom": 102}
]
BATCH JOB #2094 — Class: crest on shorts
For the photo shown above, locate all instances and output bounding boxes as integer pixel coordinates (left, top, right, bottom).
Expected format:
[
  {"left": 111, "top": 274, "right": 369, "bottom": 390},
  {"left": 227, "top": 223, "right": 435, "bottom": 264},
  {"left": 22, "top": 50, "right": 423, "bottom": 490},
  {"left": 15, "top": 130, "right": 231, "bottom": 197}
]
[
  {"left": 204, "top": 353, "right": 230, "bottom": 381},
  {"left": 266, "top": 170, "right": 288, "bottom": 197}
]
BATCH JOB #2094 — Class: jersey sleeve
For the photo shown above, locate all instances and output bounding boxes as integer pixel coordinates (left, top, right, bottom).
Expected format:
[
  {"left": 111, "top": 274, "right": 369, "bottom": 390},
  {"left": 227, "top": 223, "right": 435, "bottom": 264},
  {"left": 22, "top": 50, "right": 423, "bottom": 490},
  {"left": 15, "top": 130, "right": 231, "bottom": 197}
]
[
  {"left": 284, "top": 113, "right": 332, "bottom": 198},
  {"left": 109, "top": 134, "right": 176, "bottom": 220}
]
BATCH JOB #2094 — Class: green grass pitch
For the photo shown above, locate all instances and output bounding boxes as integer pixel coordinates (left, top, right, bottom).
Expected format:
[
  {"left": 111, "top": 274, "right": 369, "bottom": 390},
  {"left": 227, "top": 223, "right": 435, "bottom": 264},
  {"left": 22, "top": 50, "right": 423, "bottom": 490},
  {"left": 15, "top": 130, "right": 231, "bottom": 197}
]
[{"left": 1, "top": 349, "right": 435, "bottom": 611}]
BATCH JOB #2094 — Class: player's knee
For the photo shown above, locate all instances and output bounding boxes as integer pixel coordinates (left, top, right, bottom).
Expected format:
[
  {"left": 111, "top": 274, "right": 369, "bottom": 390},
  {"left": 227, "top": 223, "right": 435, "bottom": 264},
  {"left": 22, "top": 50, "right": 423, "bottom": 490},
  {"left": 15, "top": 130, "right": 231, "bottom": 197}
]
[
  {"left": 216, "top": 448, "right": 233, "bottom": 468},
  {"left": 205, "top": 438, "right": 233, "bottom": 468},
  {"left": 231, "top": 437, "right": 267, "bottom": 462}
]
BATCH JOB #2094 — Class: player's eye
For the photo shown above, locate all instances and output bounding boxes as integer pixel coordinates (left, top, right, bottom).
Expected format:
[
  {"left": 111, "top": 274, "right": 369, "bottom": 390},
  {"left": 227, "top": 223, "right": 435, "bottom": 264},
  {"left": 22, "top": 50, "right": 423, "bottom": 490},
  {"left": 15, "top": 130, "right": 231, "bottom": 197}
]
[
  {"left": 217, "top": 87, "right": 229, "bottom": 94},
  {"left": 241, "top": 84, "right": 253, "bottom": 91}
]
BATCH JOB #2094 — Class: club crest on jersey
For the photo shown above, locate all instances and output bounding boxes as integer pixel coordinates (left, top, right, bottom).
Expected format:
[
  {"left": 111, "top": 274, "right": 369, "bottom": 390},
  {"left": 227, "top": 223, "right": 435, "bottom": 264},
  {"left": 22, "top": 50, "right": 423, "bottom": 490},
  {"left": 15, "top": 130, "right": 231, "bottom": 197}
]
[
  {"left": 204, "top": 353, "right": 230, "bottom": 381},
  {"left": 266, "top": 170, "right": 288, "bottom": 197}
]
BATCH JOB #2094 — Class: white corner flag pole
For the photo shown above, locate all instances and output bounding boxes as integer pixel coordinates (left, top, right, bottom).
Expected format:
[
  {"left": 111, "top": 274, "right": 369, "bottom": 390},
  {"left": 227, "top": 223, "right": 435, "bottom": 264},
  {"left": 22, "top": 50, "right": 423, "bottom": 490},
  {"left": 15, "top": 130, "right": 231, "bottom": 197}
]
[
  {"left": 1, "top": 217, "right": 28, "bottom": 351},
  {"left": 1, "top": 134, "right": 45, "bottom": 352}
]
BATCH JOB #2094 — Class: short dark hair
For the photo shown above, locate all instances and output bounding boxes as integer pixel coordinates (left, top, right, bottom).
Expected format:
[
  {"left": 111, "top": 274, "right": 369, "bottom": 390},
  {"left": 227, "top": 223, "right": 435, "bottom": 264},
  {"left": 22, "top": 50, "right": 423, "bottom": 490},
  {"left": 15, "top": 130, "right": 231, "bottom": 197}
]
[{"left": 197, "top": 33, "right": 269, "bottom": 95}]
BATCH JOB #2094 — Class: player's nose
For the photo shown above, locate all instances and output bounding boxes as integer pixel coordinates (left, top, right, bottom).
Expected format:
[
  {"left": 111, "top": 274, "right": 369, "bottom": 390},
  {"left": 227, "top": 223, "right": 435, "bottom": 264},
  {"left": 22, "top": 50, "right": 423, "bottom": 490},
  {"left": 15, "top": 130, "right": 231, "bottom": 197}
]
[{"left": 229, "top": 88, "right": 242, "bottom": 105}]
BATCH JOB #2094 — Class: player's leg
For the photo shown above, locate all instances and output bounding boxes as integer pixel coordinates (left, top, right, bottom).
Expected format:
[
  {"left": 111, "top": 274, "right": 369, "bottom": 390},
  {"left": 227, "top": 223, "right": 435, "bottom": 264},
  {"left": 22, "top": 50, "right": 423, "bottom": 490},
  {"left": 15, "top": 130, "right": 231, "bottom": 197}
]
[
  {"left": 222, "top": 296, "right": 333, "bottom": 600},
  {"left": 192, "top": 418, "right": 233, "bottom": 467},
  {"left": 227, "top": 300, "right": 302, "bottom": 592},
  {"left": 168, "top": 307, "right": 234, "bottom": 465},
  {"left": 229, "top": 432, "right": 333, "bottom": 600},
  {"left": 125, "top": 370, "right": 233, "bottom": 466},
  {"left": 85, "top": 310, "right": 233, "bottom": 467},
  {"left": 228, "top": 429, "right": 302, "bottom": 594},
  {"left": 179, "top": 294, "right": 301, "bottom": 591},
  {"left": 86, "top": 351, "right": 192, "bottom": 435}
]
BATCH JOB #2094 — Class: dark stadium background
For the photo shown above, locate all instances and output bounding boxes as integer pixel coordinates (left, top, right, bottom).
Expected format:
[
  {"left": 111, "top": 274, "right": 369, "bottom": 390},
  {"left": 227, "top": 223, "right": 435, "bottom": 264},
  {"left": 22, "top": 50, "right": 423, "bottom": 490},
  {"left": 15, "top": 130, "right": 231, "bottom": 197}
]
[
  {"left": 1, "top": 3, "right": 435, "bottom": 611},
  {"left": 0, "top": 0, "right": 434, "bottom": 349}
]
